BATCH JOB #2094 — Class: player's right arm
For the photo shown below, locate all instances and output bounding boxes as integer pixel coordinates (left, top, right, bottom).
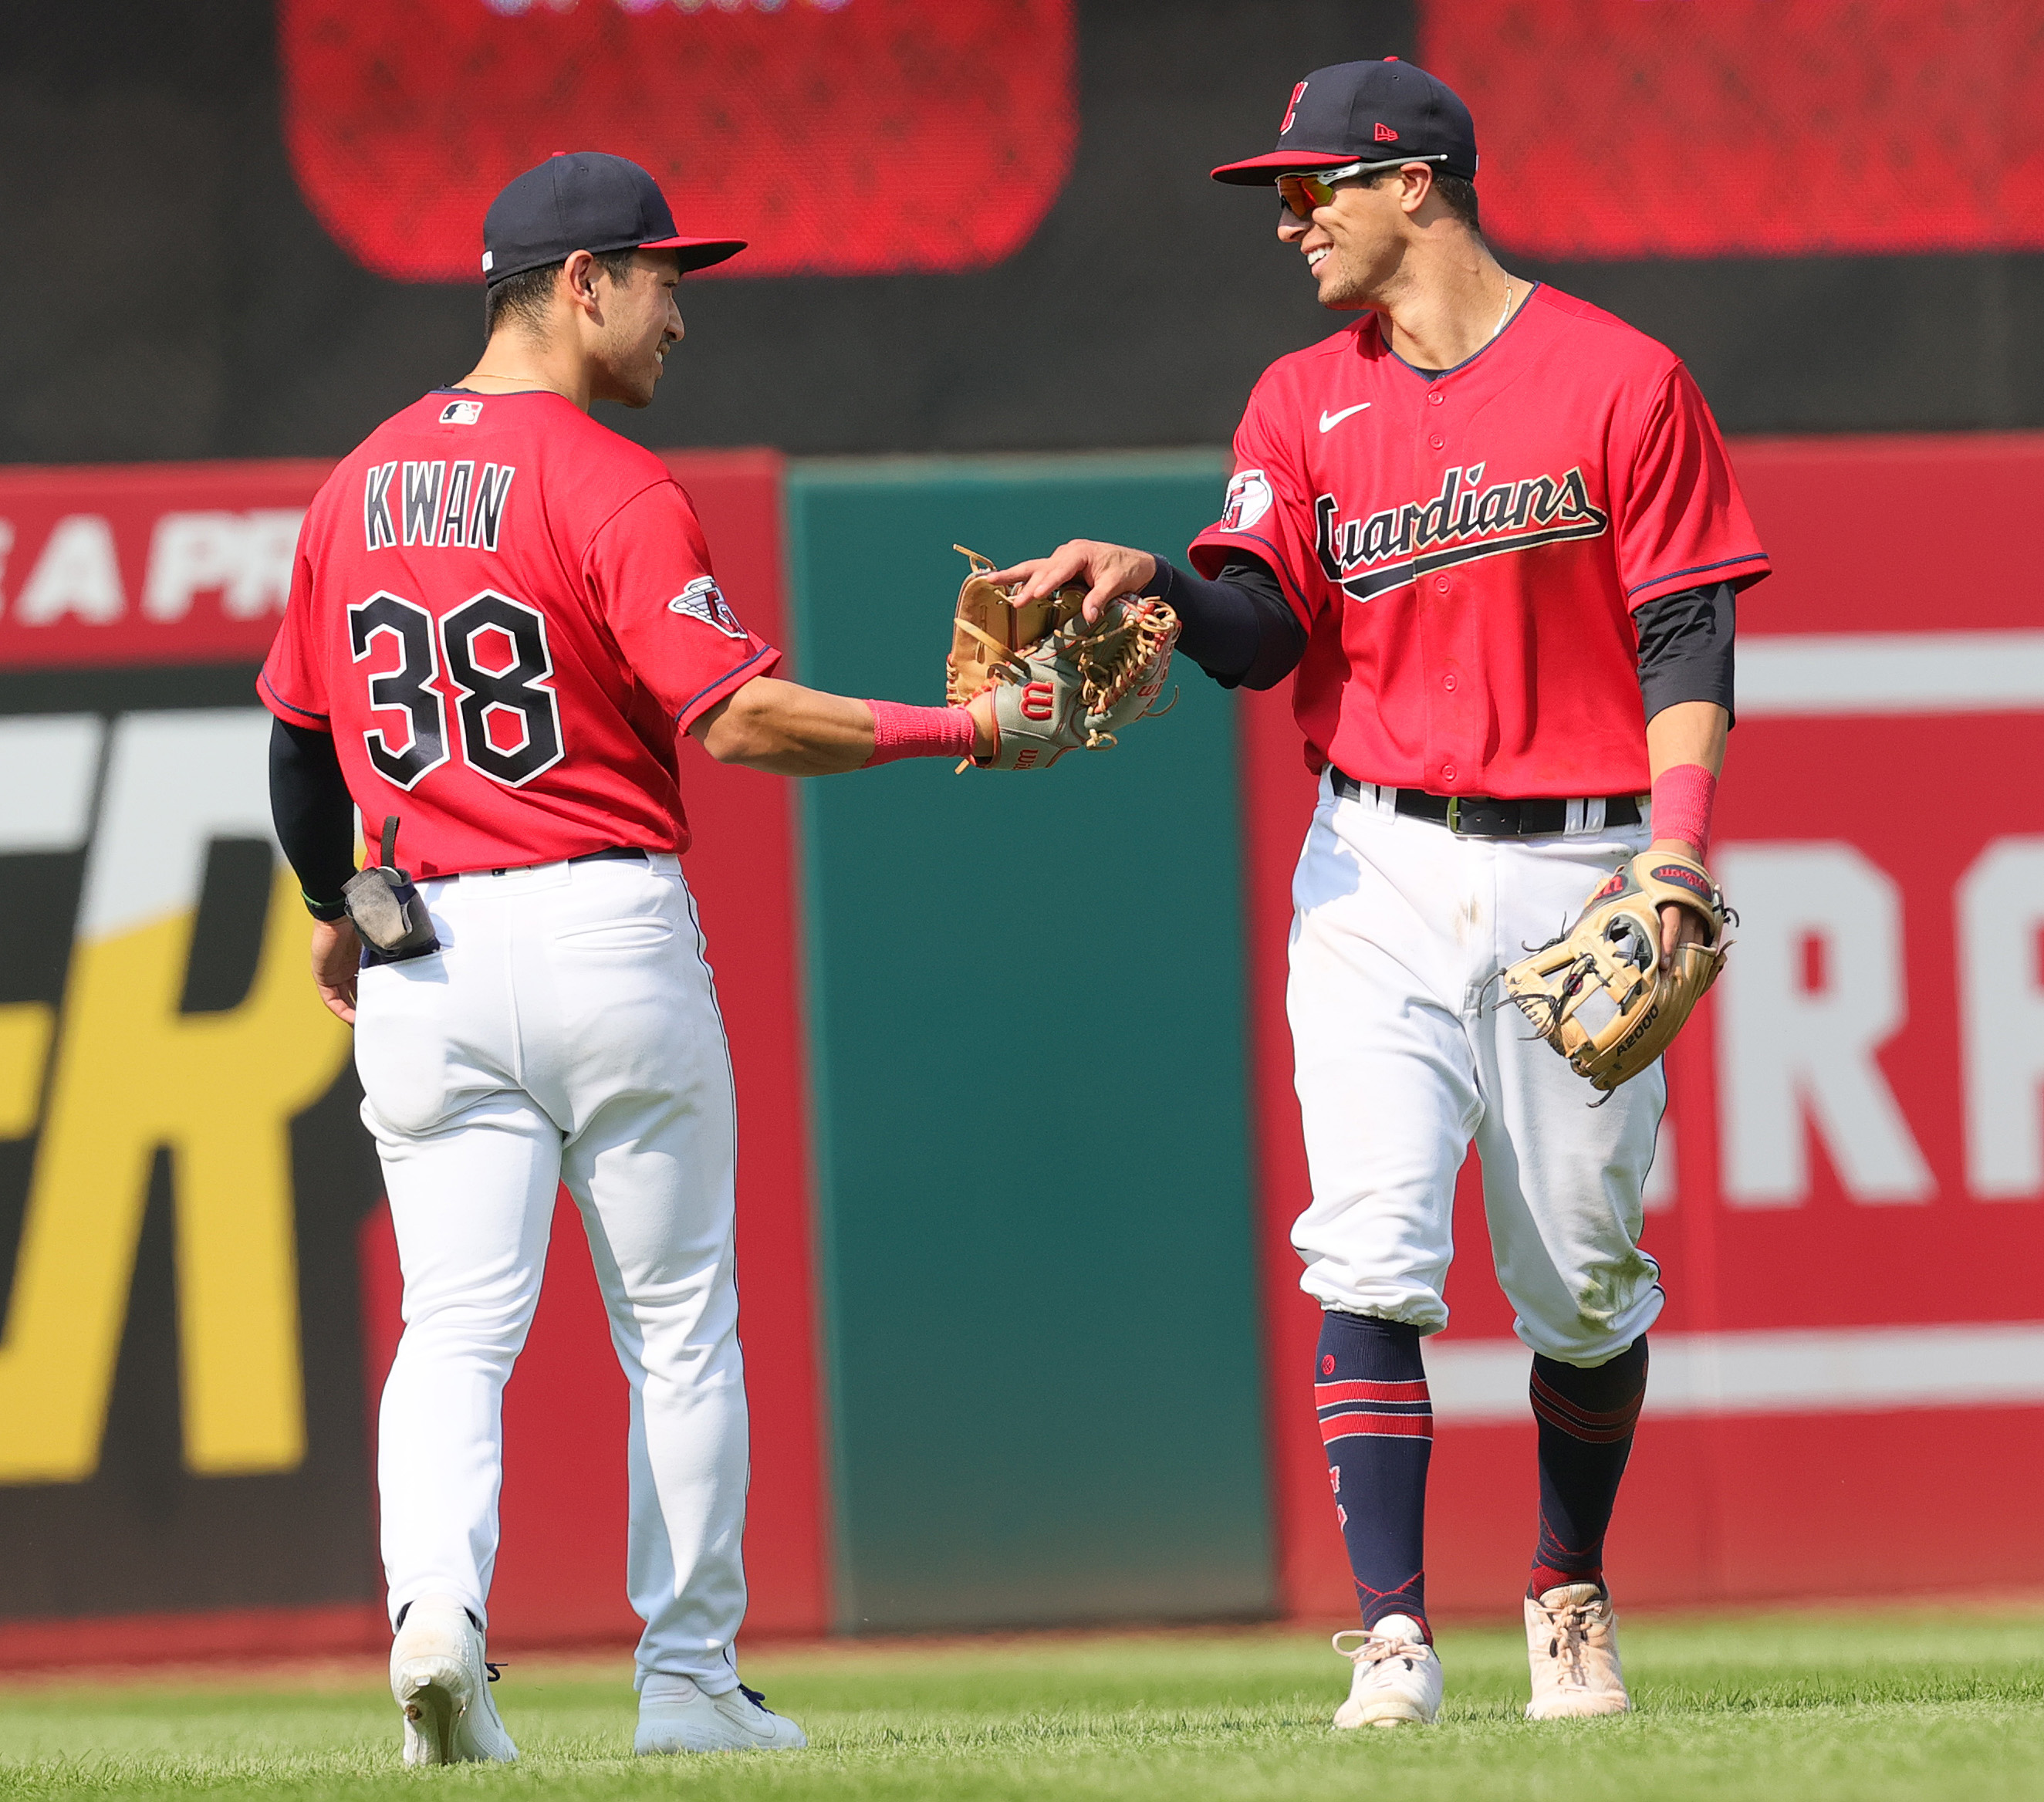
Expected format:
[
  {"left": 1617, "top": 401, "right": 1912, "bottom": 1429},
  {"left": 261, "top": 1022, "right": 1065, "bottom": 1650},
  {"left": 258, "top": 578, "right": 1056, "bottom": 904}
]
[
  {"left": 987, "top": 542, "right": 1305, "bottom": 692},
  {"left": 595, "top": 482, "right": 1005, "bottom": 776},
  {"left": 986, "top": 375, "right": 1321, "bottom": 688},
  {"left": 691, "top": 677, "right": 994, "bottom": 774}
]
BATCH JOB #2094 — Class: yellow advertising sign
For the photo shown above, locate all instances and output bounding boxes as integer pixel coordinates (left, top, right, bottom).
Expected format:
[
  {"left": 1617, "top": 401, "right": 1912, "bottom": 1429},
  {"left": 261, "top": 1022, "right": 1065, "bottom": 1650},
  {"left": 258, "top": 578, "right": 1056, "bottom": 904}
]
[{"left": 0, "top": 711, "right": 351, "bottom": 1483}]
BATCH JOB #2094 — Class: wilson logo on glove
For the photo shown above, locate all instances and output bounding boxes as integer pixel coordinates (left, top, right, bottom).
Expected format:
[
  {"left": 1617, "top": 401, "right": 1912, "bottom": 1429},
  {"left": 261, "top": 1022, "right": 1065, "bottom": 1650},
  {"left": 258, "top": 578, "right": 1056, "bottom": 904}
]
[
  {"left": 1650, "top": 862, "right": 1713, "bottom": 896},
  {"left": 1500, "top": 850, "right": 1732, "bottom": 1097}
]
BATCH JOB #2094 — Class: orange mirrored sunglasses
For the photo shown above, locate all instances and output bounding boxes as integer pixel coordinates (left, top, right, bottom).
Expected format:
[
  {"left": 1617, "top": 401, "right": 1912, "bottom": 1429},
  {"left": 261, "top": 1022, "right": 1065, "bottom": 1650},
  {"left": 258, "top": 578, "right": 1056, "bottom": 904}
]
[{"left": 1276, "top": 154, "right": 1449, "bottom": 220}]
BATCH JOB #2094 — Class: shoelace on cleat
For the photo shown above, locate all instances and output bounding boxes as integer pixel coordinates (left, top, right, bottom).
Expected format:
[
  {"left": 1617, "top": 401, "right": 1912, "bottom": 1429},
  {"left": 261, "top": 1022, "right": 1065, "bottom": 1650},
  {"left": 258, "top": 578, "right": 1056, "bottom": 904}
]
[
  {"left": 738, "top": 1682, "right": 776, "bottom": 1715},
  {"left": 1332, "top": 1628, "right": 1427, "bottom": 1672},
  {"left": 1541, "top": 1604, "right": 1600, "bottom": 1689}
]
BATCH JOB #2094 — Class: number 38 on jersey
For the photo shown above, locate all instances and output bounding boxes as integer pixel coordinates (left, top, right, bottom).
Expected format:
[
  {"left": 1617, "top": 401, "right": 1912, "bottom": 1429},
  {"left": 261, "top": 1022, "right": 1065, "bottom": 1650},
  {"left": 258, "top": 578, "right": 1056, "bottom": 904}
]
[{"left": 350, "top": 589, "right": 563, "bottom": 790}]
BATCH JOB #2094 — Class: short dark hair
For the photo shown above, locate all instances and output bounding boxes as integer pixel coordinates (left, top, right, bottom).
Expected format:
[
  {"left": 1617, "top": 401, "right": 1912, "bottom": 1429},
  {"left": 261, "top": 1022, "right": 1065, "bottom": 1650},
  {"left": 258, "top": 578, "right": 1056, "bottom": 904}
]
[
  {"left": 483, "top": 247, "right": 643, "bottom": 341},
  {"left": 1365, "top": 165, "right": 1481, "bottom": 235},
  {"left": 1431, "top": 172, "right": 1481, "bottom": 234}
]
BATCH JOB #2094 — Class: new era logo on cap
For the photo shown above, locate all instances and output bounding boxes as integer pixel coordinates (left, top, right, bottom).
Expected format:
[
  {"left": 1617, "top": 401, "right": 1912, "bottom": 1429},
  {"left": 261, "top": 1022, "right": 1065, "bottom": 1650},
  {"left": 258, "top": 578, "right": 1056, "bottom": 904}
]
[{"left": 1374, "top": 122, "right": 1399, "bottom": 141}]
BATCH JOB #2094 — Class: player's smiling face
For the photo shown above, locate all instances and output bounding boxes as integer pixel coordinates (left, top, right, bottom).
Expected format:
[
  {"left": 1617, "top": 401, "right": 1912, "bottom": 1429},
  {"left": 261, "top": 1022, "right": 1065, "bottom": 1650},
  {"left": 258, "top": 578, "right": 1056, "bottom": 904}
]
[
  {"left": 1278, "top": 167, "right": 1420, "bottom": 311},
  {"left": 591, "top": 248, "right": 686, "bottom": 409}
]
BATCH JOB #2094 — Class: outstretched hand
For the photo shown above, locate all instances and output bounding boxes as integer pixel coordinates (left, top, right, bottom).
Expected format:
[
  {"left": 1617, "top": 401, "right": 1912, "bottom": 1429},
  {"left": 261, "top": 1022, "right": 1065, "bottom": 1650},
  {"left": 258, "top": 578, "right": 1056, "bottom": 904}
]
[{"left": 984, "top": 539, "right": 1158, "bottom": 625}]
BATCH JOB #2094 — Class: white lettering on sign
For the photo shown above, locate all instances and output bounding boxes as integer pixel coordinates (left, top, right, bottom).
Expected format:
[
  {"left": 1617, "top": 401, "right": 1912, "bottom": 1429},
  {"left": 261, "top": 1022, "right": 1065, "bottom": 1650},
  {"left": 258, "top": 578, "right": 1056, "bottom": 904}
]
[
  {"left": 1959, "top": 837, "right": 2044, "bottom": 1199},
  {"left": 13, "top": 516, "right": 126, "bottom": 626},
  {"left": 1715, "top": 843, "right": 1934, "bottom": 1207},
  {"left": 142, "top": 510, "right": 305, "bottom": 623}
]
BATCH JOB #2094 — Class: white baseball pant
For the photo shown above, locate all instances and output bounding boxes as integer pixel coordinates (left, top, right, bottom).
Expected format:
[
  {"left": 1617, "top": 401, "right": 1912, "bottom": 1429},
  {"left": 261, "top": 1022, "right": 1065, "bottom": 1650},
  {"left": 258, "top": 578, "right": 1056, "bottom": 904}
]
[
  {"left": 1287, "top": 775, "right": 1667, "bottom": 1365},
  {"left": 353, "top": 850, "right": 748, "bottom": 1692}
]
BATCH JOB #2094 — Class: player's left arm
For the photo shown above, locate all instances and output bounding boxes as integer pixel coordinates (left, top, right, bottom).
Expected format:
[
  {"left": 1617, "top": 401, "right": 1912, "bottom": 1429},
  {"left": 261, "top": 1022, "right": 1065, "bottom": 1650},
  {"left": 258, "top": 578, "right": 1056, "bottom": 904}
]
[
  {"left": 267, "top": 716, "right": 363, "bottom": 1025},
  {"left": 1619, "top": 364, "right": 1766, "bottom": 971},
  {"left": 1644, "top": 697, "right": 1728, "bottom": 970}
]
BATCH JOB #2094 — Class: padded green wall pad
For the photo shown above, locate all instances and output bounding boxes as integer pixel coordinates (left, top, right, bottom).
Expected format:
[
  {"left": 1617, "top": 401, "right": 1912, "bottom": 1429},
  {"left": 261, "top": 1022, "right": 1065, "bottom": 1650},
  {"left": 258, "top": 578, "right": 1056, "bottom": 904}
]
[{"left": 786, "top": 453, "right": 1272, "bottom": 1631}]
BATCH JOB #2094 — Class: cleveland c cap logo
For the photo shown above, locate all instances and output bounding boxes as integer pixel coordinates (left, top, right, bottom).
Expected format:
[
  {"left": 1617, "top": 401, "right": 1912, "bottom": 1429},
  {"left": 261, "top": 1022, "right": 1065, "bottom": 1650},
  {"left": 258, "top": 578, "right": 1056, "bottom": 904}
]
[{"left": 1280, "top": 80, "right": 1307, "bottom": 134}]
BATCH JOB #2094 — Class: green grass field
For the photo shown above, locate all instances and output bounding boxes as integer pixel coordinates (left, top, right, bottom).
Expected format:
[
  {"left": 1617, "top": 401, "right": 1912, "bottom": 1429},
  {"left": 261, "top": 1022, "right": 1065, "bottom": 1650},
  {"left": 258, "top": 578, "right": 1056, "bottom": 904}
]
[{"left": 3, "top": 1606, "right": 2042, "bottom": 1801}]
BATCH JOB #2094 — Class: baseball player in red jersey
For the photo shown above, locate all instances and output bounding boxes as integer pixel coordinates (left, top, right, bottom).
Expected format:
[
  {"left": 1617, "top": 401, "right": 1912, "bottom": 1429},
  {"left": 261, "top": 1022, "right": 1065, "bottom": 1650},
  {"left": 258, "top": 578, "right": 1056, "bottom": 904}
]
[
  {"left": 991, "top": 61, "right": 1767, "bottom": 1726},
  {"left": 262, "top": 154, "right": 995, "bottom": 1763}
]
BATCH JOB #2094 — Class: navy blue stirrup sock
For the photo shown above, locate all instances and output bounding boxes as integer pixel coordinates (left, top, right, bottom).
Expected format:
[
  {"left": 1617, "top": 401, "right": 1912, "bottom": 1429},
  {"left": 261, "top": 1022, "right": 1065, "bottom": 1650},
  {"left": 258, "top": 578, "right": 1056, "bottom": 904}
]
[
  {"left": 1315, "top": 1312, "right": 1432, "bottom": 1638},
  {"left": 1529, "top": 1336, "right": 1649, "bottom": 1598}
]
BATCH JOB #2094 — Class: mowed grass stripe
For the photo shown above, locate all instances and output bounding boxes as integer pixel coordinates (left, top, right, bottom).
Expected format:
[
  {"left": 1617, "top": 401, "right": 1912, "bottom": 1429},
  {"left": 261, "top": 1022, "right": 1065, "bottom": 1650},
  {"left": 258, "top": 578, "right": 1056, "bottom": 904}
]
[{"left": 2, "top": 1608, "right": 2042, "bottom": 1801}]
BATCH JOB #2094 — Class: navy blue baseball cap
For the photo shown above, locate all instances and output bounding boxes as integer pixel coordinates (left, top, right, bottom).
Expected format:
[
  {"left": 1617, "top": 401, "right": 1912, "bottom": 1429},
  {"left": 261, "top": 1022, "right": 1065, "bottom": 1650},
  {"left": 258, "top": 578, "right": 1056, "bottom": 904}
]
[
  {"left": 481, "top": 151, "right": 745, "bottom": 285},
  {"left": 1211, "top": 59, "right": 1478, "bottom": 185}
]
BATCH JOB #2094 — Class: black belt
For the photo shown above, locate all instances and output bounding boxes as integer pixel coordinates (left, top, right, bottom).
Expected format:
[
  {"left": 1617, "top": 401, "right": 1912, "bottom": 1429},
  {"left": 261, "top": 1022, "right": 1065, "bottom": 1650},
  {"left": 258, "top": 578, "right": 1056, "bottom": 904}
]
[
  {"left": 475, "top": 845, "right": 649, "bottom": 877},
  {"left": 1329, "top": 767, "right": 1640, "bottom": 837}
]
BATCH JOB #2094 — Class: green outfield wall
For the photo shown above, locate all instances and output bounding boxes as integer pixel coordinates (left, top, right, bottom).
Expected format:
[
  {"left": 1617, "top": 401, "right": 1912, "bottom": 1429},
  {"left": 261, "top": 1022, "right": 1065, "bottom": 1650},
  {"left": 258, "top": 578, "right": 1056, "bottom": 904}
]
[{"left": 786, "top": 455, "right": 1274, "bottom": 1631}]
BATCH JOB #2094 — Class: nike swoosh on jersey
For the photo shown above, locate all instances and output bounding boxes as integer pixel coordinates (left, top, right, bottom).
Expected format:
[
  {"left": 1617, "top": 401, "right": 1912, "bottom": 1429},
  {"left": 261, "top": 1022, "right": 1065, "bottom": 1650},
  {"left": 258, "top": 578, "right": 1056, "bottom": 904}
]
[{"left": 1318, "top": 403, "right": 1373, "bottom": 432}]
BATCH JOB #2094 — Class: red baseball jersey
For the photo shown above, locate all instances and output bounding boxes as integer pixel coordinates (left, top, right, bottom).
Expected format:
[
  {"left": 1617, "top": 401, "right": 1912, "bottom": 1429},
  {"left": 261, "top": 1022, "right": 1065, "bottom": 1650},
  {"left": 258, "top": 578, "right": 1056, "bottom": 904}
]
[
  {"left": 1191, "top": 283, "right": 1769, "bottom": 797},
  {"left": 260, "top": 390, "right": 779, "bottom": 876}
]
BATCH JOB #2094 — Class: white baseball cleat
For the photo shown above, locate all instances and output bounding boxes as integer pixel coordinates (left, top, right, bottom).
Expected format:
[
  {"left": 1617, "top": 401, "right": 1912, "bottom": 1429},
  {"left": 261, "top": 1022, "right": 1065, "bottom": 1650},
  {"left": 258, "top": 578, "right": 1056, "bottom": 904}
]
[
  {"left": 1330, "top": 1614, "right": 1443, "bottom": 1728},
  {"left": 1524, "top": 1581, "right": 1631, "bottom": 1719},
  {"left": 388, "top": 1594, "right": 518, "bottom": 1765},
  {"left": 634, "top": 1677, "right": 809, "bottom": 1755}
]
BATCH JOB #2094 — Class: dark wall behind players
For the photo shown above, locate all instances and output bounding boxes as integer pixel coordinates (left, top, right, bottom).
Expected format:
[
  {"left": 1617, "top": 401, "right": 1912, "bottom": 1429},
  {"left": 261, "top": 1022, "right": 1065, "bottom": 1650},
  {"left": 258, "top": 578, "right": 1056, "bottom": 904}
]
[{"left": 0, "top": 0, "right": 2037, "bottom": 466}]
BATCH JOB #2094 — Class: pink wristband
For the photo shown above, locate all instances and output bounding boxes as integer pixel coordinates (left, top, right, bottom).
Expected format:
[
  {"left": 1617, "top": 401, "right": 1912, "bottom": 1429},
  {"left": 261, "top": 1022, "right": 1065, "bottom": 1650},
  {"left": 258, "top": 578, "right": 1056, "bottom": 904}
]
[
  {"left": 864, "top": 699, "right": 978, "bottom": 766},
  {"left": 1650, "top": 762, "right": 1716, "bottom": 857}
]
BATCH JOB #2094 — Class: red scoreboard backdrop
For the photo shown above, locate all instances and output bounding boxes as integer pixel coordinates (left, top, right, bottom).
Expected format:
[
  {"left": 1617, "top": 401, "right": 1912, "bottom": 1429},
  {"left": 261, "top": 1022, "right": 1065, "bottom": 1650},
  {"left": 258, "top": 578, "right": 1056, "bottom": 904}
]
[
  {"left": 1421, "top": 1, "right": 2044, "bottom": 259},
  {"left": 277, "top": 0, "right": 1077, "bottom": 281}
]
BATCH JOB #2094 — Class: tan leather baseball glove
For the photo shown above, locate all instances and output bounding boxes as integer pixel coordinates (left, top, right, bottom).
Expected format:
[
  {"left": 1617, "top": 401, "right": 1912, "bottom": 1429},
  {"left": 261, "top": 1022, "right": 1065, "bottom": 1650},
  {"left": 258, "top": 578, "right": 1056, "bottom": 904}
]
[
  {"left": 944, "top": 546, "right": 1179, "bottom": 770},
  {"left": 1502, "top": 850, "right": 1732, "bottom": 1094}
]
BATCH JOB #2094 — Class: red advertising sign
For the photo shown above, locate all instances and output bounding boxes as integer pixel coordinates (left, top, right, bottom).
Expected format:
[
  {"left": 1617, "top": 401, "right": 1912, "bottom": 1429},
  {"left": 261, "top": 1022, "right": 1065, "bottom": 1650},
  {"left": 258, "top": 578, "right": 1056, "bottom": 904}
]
[
  {"left": 277, "top": 0, "right": 1077, "bottom": 282},
  {"left": 1421, "top": 2, "right": 2044, "bottom": 259},
  {"left": 0, "top": 461, "right": 331, "bottom": 668},
  {"left": 1245, "top": 434, "right": 2044, "bottom": 1614}
]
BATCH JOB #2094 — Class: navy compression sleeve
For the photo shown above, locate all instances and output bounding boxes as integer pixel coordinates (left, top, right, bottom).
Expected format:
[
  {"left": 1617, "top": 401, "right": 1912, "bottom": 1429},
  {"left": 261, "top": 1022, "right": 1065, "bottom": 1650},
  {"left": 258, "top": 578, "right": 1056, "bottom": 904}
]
[
  {"left": 1634, "top": 583, "right": 1735, "bottom": 725},
  {"left": 1146, "top": 553, "right": 1306, "bottom": 691},
  {"left": 1152, "top": 560, "right": 1732, "bottom": 722},
  {"left": 269, "top": 717, "right": 357, "bottom": 915}
]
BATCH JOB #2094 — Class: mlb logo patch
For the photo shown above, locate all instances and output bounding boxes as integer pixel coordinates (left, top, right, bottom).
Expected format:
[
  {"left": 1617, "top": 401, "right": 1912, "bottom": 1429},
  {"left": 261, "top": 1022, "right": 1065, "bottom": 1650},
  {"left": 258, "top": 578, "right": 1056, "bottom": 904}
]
[
  {"left": 667, "top": 575, "right": 745, "bottom": 637},
  {"left": 439, "top": 400, "right": 484, "bottom": 425}
]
